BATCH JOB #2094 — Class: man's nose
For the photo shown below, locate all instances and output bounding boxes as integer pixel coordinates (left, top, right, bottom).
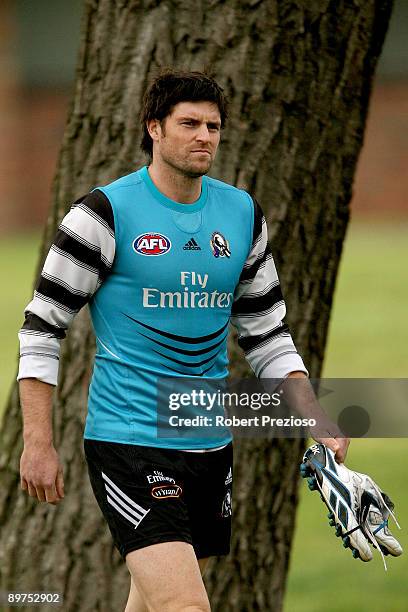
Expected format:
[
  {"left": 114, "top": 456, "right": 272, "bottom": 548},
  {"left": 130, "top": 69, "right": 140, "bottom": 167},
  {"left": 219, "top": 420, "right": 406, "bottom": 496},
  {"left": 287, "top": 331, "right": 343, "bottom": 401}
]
[{"left": 195, "top": 124, "right": 211, "bottom": 142}]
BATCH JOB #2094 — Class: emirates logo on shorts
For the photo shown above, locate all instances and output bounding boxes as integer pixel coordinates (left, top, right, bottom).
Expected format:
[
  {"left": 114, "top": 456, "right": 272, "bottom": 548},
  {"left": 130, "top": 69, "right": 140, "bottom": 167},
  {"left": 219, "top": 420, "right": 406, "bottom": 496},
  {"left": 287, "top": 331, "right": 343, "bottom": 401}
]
[{"left": 151, "top": 484, "right": 183, "bottom": 499}]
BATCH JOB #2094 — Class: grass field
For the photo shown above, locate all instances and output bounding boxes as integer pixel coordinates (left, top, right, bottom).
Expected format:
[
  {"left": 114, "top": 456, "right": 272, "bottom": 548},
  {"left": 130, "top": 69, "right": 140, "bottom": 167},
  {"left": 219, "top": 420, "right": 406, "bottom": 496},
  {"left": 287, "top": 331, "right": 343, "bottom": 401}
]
[
  {"left": 0, "top": 232, "right": 42, "bottom": 411},
  {"left": 286, "top": 221, "right": 408, "bottom": 612},
  {"left": 0, "top": 222, "right": 407, "bottom": 611}
]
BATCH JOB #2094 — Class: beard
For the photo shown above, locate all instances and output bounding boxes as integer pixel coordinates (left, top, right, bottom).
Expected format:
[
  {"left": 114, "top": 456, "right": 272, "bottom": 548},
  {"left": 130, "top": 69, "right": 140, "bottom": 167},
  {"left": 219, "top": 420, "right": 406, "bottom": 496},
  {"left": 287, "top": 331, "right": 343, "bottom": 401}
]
[
  {"left": 182, "top": 164, "right": 211, "bottom": 178},
  {"left": 161, "top": 147, "right": 214, "bottom": 178}
]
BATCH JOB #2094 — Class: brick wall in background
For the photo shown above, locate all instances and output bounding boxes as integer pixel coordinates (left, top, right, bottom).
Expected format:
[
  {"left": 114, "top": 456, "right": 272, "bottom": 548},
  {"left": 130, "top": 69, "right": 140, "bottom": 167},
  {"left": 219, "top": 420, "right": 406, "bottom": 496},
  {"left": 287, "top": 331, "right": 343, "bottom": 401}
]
[
  {"left": 352, "top": 82, "right": 407, "bottom": 219},
  {"left": 0, "top": 87, "right": 69, "bottom": 233},
  {"left": 17, "top": 90, "right": 69, "bottom": 227},
  {"left": 0, "top": 0, "right": 71, "bottom": 234}
]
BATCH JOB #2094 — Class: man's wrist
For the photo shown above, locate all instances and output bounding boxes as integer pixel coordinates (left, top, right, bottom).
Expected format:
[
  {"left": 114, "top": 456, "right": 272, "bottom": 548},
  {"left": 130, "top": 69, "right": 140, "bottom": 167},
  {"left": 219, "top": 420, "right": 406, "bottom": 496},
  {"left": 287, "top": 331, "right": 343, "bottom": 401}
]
[{"left": 23, "top": 431, "right": 53, "bottom": 449}]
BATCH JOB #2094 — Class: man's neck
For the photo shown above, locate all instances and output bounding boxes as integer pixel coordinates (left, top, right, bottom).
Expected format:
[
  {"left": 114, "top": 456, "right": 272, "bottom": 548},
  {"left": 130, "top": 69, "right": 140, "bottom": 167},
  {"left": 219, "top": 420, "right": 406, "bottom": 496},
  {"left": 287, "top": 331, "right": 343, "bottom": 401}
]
[{"left": 147, "top": 159, "right": 202, "bottom": 204}]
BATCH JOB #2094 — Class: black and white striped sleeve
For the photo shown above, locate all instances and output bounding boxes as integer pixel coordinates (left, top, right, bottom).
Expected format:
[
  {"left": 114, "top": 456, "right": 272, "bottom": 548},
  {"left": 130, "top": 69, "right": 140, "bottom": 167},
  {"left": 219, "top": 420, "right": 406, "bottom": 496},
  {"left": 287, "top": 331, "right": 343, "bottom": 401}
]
[
  {"left": 17, "top": 189, "right": 115, "bottom": 386},
  {"left": 230, "top": 196, "right": 308, "bottom": 379}
]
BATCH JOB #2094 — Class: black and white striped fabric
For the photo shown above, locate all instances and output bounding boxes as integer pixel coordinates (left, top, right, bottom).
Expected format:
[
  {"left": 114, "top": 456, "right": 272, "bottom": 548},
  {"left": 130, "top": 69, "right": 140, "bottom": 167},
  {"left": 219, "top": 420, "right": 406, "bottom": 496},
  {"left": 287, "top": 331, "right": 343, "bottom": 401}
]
[
  {"left": 230, "top": 198, "right": 307, "bottom": 379},
  {"left": 17, "top": 190, "right": 115, "bottom": 385}
]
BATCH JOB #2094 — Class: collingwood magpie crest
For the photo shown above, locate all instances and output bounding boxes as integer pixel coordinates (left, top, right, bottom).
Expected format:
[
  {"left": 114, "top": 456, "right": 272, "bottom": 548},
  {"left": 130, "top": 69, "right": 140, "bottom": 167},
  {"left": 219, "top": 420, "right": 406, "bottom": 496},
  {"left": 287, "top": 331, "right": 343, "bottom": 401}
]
[{"left": 210, "top": 231, "right": 231, "bottom": 258}]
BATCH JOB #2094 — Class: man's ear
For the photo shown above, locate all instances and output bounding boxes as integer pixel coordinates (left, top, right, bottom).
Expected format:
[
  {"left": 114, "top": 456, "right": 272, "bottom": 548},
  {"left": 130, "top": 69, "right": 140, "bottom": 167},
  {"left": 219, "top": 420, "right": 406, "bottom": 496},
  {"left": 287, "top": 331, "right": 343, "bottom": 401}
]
[{"left": 146, "top": 118, "right": 161, "bottom": 143}]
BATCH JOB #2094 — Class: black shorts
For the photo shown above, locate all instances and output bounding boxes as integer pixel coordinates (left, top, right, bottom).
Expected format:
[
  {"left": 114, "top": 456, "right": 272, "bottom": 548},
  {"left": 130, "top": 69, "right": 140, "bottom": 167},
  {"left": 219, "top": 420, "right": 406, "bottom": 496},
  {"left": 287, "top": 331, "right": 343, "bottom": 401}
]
[{"left": 83, "top": 439, "right": 233, "bottom": 561}]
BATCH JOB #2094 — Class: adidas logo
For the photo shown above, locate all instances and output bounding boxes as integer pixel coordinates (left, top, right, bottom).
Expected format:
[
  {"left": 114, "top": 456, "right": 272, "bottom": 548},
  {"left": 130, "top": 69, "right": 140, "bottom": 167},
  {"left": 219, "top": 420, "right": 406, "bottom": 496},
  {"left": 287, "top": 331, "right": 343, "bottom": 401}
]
[
  {"left": 225, "top": 467, "right": 232, "bottom": 485},
  {"left": 183, "top": 238, "right": 201, "bottom": 251}
]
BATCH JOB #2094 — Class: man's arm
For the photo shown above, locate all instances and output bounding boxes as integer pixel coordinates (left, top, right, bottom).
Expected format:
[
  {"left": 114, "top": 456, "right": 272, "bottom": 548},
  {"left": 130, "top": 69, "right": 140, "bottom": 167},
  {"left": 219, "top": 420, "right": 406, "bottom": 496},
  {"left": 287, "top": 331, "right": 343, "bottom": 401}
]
[
  {"left": 230, "top": 196, "right": 308, "bottom": 379},
  {"left": 230, "top": 196, "right": 308, "bottom": 377},
  {"left": 18, "top": 189, "right": 115, "bottom": 504},
  {"left": 20, "top": 378, "right": 64, "bottom": 504},
  {"left": 231, "top": 196, "right": 349, "bottom": 462},
  {"left": 285, "top": 371, "right": 350, "bottom": 463}
]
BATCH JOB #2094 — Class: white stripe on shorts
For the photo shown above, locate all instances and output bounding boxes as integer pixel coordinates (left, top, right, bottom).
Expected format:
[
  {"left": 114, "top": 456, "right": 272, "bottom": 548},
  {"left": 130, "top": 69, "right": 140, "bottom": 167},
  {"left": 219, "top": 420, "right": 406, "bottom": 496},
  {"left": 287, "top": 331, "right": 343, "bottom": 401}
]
[
  {"left": 105, "top": 484, "right": 146, "bottom": 520},
  {"left": 102, "top": 471, "right": 150, "bottom": 529},
  {"left": 106, "top": 495, "right": 148, "bottom": 529}
]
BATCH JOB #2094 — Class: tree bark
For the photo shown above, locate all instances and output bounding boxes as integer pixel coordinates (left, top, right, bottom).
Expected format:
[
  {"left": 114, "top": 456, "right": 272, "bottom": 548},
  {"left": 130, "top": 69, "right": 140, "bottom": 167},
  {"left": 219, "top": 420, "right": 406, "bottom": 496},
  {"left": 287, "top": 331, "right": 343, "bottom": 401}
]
[{"left": 0, "top": 1, "right": 393, "bottom": 610}]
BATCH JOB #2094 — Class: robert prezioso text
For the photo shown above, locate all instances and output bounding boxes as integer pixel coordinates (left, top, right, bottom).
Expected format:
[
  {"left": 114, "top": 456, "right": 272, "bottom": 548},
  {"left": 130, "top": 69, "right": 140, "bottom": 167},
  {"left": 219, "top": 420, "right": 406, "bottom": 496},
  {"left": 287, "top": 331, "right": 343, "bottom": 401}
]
[{"left": 168, "top": 415, "right": 316, "bottom": 427}]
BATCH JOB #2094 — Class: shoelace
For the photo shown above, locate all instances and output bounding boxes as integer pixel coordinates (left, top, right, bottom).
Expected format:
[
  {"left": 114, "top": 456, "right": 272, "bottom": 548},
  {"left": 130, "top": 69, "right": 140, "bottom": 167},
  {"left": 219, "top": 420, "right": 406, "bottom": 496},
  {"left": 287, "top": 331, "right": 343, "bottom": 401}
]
[{"left": 361, "top": 479, "right": 401, "bottom": 571}]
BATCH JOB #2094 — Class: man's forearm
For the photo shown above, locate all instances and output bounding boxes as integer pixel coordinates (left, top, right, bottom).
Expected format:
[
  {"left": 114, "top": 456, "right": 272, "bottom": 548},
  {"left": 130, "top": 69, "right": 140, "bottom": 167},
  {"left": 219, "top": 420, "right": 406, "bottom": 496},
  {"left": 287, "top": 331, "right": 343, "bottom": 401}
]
[
  {"left": 19, "top": 378, "right": 55, "bottom": 446},
  {"left": 283, "top": 371, "right": 328, "bottom": 422},
  {"left": 280, "top": 370, "right": 350, "bottom": 462}
]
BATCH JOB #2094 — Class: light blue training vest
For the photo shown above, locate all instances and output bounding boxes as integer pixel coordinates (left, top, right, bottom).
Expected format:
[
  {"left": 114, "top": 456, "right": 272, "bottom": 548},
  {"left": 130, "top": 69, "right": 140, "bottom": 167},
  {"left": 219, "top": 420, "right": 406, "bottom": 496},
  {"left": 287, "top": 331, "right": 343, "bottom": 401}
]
[{"left": 84, "top": 166, "right": 254, "bottom": 448}]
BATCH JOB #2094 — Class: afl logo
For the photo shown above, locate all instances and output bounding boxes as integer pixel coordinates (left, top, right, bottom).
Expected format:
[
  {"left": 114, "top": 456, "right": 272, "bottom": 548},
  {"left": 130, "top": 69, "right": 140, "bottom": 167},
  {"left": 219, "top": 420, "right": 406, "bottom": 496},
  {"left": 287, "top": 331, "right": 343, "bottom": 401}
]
[{"left": 133, "top": 233, "right": 171, "bottom": 256}]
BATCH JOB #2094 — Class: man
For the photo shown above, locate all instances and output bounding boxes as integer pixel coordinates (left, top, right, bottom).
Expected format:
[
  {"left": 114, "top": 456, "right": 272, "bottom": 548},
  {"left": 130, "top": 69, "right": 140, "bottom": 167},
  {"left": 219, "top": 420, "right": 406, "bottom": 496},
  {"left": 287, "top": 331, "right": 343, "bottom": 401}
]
[{"left": 18, "top": 70, "right": 349, "bottom": 612}]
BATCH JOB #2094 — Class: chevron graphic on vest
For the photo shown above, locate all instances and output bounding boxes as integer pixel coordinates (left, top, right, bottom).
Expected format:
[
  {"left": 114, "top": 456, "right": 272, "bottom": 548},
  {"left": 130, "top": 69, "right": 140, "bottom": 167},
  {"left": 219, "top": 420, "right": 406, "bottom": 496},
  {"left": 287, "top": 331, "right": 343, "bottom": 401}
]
[{"left": 183, "top": 238, "right": 201, "bottom": 251}]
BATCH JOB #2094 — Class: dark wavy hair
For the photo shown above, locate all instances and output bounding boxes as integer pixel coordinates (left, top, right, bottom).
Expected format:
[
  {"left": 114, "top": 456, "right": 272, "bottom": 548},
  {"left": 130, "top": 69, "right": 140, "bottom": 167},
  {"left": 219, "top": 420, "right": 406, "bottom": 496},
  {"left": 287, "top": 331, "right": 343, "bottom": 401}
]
[{"left": 140, "top": 69, "right": 228, "bottom": 158}]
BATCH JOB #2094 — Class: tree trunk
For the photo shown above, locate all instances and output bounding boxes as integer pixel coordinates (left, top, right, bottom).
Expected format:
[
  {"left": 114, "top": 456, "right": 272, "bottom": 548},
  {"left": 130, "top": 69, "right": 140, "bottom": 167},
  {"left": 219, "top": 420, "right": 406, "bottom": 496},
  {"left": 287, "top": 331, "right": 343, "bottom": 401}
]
[{"left": 0, "top": 1, "right": 393, "bottom": 610}]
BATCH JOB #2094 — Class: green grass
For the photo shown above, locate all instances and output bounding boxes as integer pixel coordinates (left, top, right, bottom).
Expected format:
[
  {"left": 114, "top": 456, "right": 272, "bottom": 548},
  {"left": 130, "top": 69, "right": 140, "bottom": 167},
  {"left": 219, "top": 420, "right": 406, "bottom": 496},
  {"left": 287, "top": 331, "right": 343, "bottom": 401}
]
[
  {"left": 1, "top": 222, "right": 407, "bottom": 611},
  {"left": 323, "top": 222, "right": 408, "bottom": 377},
  {"left": 0, "top": 232, "right": 41, "bottom": 413},
  {"left": 285, "top": 439, "right": 408, "bottom": 612},
  {"left": 285, "top": 221, "right": 408, "bottom": 612}
]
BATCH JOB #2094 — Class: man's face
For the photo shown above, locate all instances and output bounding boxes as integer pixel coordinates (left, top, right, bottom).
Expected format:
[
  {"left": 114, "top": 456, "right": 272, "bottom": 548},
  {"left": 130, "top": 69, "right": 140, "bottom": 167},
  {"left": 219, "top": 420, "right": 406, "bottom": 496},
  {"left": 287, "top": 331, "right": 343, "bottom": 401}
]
[{"left": 148, "top": 101, "right": 222, "bottom": 178}]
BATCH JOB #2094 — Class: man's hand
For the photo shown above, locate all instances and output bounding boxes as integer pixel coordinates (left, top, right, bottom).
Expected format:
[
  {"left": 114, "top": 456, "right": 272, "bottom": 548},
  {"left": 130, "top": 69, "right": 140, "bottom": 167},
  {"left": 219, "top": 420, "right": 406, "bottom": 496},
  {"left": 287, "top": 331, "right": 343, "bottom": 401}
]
[
  {"left": 312, "top": 432, "right": 350, "bottom": 464},
  {"left": 20, "top": 442, "right": 64, "bottom": 505},
  {"left": 19, "top": 378, "right": 63, "bottom": 504},
  {"left": 307, "top": 406, "right": 350, "bottom": 463},
  {"left": 282, "top": 371, "right": 351, "bottom": 463}
]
